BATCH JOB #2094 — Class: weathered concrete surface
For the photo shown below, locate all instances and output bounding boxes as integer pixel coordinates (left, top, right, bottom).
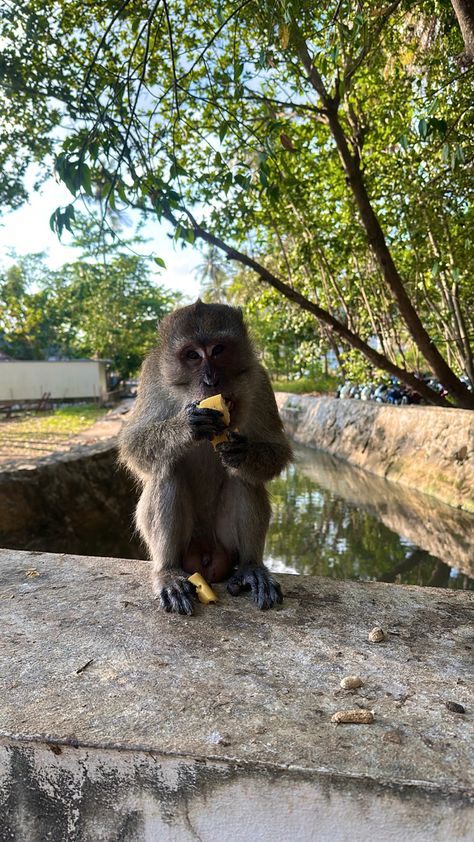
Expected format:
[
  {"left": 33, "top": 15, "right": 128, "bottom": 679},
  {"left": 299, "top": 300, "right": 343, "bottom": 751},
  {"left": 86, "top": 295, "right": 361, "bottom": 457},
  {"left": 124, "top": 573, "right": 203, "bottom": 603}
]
[
  {"left": 276, "top": 394, "right": 474, "bottom": 511},
  {"left": 297, "top": 447, "right": 474, "bottom": 578},
  {"left": 0, "top": 441, "right": 140, "bottom": 559},
  {"left": 0, "top": 549, "right": 472, "bottom": 841}
]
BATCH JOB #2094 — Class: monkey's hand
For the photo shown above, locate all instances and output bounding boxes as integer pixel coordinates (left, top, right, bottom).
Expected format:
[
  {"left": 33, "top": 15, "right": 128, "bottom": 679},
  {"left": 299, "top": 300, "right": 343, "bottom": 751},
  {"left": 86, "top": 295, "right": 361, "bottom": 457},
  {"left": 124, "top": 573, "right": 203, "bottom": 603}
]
[
  {"left": 227, "top": 565, "right": 283, "bottom": 610},
  {"left": 216, "top": 432, "right": 249, "bottom": 468},
  {"left": 153, "top": 572, "right": 197, "bottom": 615},
  {"left": 186, "top": 401, "right": 227, "bottom": 442}
]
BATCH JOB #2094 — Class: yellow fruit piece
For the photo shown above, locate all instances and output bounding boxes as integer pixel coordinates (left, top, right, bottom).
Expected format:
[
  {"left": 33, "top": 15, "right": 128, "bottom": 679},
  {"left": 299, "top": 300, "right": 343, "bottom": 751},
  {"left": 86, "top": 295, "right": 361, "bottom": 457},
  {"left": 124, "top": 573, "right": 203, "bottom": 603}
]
[
  {"left": 198, "top": 393, "right": 230, "bottom": 424},
  {"left": 197, "top": 394, "right": 230, "bottom": 447},
  {"left": 188, "top": 573, "right": 218, "bottom": 604}
]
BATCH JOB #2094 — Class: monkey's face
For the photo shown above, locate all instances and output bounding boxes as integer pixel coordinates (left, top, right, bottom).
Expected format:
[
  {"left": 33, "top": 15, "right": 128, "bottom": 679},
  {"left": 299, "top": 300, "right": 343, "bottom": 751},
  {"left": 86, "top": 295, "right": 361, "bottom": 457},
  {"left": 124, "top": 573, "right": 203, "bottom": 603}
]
[
  {"left": 177, "top": 337, "right": 248, "bottom": 403},
  {"left": 159, "top": 301, "right": 256, "bottom": 408}
]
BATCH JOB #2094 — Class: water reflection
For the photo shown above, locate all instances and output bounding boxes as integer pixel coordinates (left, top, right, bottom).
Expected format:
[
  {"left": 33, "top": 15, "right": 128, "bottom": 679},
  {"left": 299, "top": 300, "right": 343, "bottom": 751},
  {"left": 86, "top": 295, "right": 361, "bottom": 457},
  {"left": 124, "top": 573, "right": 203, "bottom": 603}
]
[{"left": 266, "top": 446, "right": 474, "bottom": 590}]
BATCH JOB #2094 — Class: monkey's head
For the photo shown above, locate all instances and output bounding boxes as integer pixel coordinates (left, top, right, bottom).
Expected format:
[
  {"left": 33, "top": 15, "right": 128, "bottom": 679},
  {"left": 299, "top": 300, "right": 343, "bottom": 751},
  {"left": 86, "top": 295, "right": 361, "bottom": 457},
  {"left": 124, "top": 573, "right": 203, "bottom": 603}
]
[{"left": 158, "top": 300, "right": 257, "bottom": 404}]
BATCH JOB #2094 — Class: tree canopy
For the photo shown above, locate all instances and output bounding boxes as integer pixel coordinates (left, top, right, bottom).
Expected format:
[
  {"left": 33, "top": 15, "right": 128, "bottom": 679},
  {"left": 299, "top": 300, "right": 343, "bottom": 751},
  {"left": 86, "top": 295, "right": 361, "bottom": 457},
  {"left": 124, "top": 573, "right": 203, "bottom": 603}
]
[
  {"left": 0, "top": 218, "right": 179, "bottom": 376},
  {"left": 1, "top": 0, "right": 473, "bottom": 405}
]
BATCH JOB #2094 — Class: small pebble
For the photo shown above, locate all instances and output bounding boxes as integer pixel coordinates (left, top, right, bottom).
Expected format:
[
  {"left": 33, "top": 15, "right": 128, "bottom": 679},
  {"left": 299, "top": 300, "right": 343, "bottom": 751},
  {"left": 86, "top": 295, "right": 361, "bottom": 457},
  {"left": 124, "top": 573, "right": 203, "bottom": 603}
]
[
  {"left": 331, "top": 709, "right": 374, "bottom": 724},
  {"left": 445, "top": 701, "right": 465, "bottom": 714},
  {"left": 340, "top": 675, "right": 364, "bottom": 690},
  {"left": 368, "top": 626, "right": 386, "bottom": 643},
  {"left": 382, "top": 730, "right": 402, "bottom": 744}
]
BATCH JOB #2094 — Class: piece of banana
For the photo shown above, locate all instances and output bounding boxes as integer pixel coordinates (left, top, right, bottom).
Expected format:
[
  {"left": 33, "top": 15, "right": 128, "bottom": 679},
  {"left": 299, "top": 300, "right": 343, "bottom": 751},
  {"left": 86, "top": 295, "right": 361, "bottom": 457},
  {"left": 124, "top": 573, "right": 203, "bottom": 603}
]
[{"left": 197, "top": 394, "right": 230, "bottom": 447}]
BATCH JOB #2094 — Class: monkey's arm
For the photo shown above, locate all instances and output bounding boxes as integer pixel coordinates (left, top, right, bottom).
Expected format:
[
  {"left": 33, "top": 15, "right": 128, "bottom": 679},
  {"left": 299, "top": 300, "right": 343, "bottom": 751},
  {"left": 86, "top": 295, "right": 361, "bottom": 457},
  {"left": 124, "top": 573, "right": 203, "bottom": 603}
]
[
  {"left": 119, "top": 411, "right": 187, "bottom": 478},
  {"left": 217, "top": 368, "right": 292, "bottom": 483},
  {"left": 119, "top": 396, "right": 227, "bottom": 479},
  {"left": 120, "top": 404, "right": 227, "bottom": 477}
]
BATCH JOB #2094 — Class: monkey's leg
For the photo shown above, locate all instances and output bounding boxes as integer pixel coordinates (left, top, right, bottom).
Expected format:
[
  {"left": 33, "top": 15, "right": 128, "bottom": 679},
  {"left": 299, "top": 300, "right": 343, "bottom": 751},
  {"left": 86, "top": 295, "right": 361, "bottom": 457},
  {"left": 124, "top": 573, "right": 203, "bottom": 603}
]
[
  {"left": 136, "top": 477, "right": 196, "bottom": 615},
  {"left": 216, "top": 478, "right": 283, "bottom": 610}
]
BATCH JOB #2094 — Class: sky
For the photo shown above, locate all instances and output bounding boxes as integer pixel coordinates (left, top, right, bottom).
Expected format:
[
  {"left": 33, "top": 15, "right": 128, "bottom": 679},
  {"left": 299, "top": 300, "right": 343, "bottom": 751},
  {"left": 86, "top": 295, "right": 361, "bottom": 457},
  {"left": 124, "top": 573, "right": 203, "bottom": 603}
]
[{"left": 0, "top": 175, "right": 202, "bottom": 301}]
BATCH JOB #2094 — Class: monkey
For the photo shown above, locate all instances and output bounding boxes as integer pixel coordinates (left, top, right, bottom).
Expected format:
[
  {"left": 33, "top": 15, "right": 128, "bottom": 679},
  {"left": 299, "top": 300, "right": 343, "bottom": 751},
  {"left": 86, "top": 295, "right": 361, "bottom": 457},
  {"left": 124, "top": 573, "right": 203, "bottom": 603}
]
[{"left": 118, "top": 300, "right": 292, "bottom": 615}]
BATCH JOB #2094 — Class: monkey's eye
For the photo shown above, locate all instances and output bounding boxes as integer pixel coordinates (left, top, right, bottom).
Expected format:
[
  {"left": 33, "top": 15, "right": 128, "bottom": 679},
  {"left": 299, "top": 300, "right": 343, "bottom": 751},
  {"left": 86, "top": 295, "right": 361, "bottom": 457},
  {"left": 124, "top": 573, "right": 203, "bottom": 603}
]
[
  {"left": 186, "top": 349, "right": 200, "bottom": 360},
  {"left": 211, "top": 344, "right": 225, "bottom": 356}
]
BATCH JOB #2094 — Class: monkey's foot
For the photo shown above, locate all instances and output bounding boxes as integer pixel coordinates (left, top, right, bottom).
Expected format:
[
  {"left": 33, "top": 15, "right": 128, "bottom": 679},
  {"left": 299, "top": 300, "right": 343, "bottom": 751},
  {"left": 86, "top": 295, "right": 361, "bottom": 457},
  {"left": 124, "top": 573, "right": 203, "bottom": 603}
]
[
  {"left": 153, "top": 573, "right": 196, "bottom": 615},
  {"left": 227, "top": 566, "right": 283, "bottom": 610}
]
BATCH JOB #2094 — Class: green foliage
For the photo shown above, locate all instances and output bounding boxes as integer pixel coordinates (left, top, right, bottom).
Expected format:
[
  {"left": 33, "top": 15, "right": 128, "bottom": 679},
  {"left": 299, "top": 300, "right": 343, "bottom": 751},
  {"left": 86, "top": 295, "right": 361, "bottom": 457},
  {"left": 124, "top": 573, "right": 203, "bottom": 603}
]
[
  {"left": 0, "top": 218, "right": 179, "bottom": 377},
  {"left": 227, "top": 271, "right": 335, "bottom": 379},
  {"left": 1, "top": 0, "right": 474, "bottom": 399},
  {"left": 272, "top": 374, "right": 338, "bottom": 394}
]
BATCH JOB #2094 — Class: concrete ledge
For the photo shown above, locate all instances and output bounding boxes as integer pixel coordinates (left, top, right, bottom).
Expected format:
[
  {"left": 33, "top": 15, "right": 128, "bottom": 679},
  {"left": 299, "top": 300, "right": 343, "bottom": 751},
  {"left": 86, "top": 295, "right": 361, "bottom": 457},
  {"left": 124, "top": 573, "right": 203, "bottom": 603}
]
[
  {"left": 275, "top": 394, "right": 474, "bottom": 511},
  {"left": 0, "top": 549, "right": 473, "bottom": 840}
]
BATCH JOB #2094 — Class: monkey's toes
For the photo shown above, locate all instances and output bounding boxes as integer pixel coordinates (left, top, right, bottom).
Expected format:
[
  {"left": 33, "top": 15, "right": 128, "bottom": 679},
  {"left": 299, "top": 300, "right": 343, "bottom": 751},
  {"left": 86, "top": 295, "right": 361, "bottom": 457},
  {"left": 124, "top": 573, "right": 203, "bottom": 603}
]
[
  {"left": 227, "top": 567, "right": 283, "bottom": 610},
  {"left": 158, "top": 579, "right": 196, "bottom": 615}
]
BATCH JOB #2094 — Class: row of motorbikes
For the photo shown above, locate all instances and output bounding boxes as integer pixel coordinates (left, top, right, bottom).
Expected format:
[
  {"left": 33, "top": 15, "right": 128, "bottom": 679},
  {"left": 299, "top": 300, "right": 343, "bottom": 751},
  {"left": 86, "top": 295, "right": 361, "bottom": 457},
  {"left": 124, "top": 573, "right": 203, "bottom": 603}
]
[{"left": 336, "top": 374, "right": 472, "bottom": 405}]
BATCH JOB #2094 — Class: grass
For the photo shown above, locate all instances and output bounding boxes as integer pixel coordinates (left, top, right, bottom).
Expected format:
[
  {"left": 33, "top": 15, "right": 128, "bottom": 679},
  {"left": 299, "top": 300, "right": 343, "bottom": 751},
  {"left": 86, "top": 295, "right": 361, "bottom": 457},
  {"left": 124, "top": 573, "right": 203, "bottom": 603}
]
[
  {"left": 2, "top": 403, "right": 108, "bottom": 436},
  {"left": 272, "top": 374, "right": 338, "bottom": 395}
]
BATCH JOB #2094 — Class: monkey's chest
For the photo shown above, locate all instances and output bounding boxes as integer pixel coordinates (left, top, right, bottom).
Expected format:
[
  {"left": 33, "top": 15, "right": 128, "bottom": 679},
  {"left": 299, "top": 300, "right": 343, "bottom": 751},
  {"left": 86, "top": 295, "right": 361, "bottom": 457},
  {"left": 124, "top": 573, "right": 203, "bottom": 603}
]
[{"left": 179, "top": 442, "right": 227, "bottom": 518}]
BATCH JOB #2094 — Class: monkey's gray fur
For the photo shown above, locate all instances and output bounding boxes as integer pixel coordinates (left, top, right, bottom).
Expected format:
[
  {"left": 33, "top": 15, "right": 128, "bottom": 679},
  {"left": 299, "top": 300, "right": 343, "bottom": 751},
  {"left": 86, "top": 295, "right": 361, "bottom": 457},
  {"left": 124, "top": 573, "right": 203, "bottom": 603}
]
[{"left": 119, "top": 300, "right": 292, "bottom": 614}]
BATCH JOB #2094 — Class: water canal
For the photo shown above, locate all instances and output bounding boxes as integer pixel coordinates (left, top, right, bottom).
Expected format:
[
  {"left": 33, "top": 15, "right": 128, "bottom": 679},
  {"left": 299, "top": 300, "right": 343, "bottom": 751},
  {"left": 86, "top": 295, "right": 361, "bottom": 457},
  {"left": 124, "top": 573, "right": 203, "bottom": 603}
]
[
  {"left": 2, "top": 441, "right": 472, "bottom": 590},
  {"left": 266, "top": 445, "right": 474, "bottom": 590}
]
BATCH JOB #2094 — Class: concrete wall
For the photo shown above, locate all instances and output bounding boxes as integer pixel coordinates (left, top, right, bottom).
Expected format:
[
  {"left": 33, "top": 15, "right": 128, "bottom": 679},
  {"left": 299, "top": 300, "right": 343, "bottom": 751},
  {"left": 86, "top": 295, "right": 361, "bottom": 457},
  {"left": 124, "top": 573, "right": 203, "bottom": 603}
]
[
  {"left": 1, "top": 742, "right": 471, "bottom": 842},
  {"left": 0, "top": 441, "right": 141, "bottom": 559},
  {"left": 0, "top": 360, "right": 107, "bottom": 401},
  {"left": 276, "top": 394, "right": 474, "bottom": 511}
]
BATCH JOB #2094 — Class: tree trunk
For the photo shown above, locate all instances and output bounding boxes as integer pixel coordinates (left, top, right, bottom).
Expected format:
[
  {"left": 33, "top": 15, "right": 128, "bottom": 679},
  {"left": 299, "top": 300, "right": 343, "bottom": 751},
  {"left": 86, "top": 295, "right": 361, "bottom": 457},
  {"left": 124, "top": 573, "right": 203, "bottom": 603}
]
[{"left": 451, "top": 0, "right": 474, "bottom": 61}]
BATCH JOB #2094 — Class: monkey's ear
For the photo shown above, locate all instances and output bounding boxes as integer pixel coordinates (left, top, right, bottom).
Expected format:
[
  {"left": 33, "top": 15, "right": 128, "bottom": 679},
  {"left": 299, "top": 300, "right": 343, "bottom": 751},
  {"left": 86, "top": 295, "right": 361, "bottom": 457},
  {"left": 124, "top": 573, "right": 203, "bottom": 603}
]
[{"left": 236, "top": 306, "right": 244, "bottom": 321}]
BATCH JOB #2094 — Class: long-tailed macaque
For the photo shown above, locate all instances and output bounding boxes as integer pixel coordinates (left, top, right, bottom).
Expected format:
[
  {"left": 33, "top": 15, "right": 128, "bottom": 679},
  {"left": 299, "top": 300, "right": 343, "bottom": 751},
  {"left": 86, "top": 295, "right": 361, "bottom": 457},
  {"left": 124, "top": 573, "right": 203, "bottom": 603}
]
[{"left": 119, "top": 300, "right": 292, "bottom": 615}]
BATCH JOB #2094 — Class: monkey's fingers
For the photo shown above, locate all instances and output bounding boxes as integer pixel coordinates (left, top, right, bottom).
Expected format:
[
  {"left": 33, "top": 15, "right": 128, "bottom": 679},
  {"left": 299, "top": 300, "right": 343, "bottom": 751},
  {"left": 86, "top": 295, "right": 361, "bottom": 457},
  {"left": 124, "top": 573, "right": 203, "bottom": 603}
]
[
  {"left": 216, "top": 433, "right": 248, "bottom": 467},
  {"left": 159, "top": 581, "right": 195, "bottom": 615},
  {"left": 186, "top": 404, "right": 227, "bottom": 439},
  {"left": 227, "top": 567, "right": 283, "bottom": 610}
]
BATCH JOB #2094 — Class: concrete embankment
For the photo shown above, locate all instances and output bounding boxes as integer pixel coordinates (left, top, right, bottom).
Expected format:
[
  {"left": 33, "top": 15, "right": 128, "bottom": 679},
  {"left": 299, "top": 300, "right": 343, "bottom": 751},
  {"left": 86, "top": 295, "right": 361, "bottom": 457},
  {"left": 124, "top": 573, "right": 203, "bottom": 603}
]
[
  {"left": 276, "top": 394, "right": 474, "bottom": 511},
  {"left": 0, "top": 549, "right": 472, "bottom": 841},
  {"left": 0, "top": 441, "right": 140, "bottom": 558}
]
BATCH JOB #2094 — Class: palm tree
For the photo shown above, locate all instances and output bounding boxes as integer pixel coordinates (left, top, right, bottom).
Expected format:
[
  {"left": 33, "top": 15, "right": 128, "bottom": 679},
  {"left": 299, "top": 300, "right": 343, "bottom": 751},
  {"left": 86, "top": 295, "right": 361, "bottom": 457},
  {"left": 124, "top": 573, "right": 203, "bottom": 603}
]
[{"left": 195, "top": 245, "right": 230, "bottom": 302}]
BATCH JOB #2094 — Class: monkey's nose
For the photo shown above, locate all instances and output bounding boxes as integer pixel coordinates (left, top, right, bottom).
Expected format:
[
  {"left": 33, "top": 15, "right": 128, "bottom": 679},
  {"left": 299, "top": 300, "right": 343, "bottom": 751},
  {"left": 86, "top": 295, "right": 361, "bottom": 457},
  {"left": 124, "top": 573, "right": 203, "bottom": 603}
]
[{"left": 203, "top": 377, "right": 219, "bottom": 387}]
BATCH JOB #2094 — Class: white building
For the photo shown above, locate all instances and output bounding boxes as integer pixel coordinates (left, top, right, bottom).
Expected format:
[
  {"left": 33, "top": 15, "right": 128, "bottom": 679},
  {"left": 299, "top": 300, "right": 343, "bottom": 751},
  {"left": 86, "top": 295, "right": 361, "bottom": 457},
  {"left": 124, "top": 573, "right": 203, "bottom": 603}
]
[{"left": 0, "top": 360, "right": 108, "bottom": 402}]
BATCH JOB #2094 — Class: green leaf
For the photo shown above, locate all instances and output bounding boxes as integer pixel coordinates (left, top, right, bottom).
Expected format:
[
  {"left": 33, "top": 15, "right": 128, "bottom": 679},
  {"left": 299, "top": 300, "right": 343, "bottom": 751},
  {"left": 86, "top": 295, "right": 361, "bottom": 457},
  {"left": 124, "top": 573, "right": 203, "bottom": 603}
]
[
  {"left": 169, "top": 161, "right": 188, "bottom": 179},
  {"left": 63, "top": 204, "right": 75, "bottom": 233},
  {"left": 418, "top": 119, "right": 428, "bottom": 140},
  {"left": 79, "top": 163, "right": 93, "bottom": 197},
  {"left": 154, "top": 257, "right": 166, "bottom": 269}
]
